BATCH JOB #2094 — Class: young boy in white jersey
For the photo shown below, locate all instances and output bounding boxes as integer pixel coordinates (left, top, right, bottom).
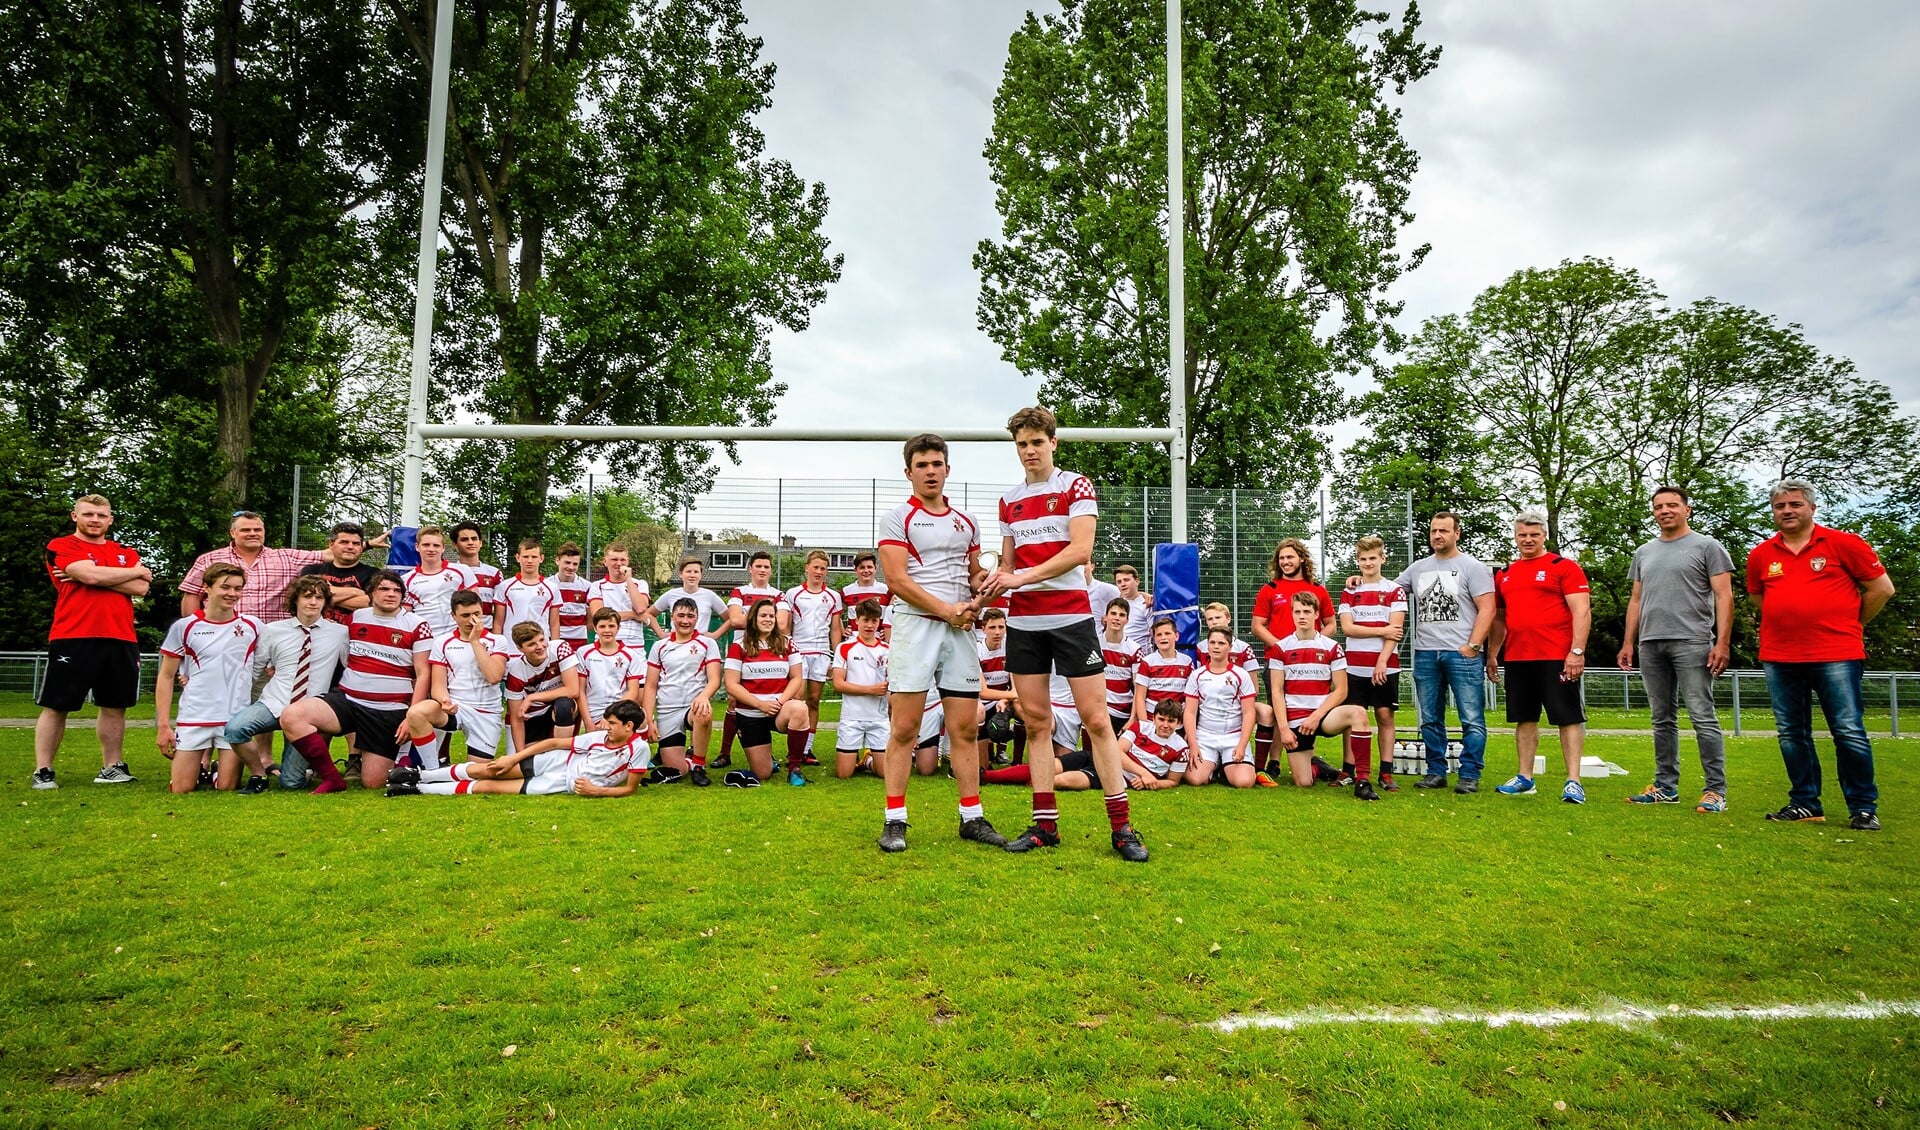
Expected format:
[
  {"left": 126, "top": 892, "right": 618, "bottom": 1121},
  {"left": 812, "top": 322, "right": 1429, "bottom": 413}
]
[
  {"left": 223, "top": 575, "right": 350, "bottom": 791},
  {"left": 833, "top": 600, "right": 891, "bottom": 779},
  {"left": 841, "top": 551, "right": 891, "bottom": 639},
  {"left": 587, "top": 542, "right": 651, "bottom": 650},
  {"left": 1133, "top": 617, "right": 1195, "bottom": 719},
  {"left": 387, "top": 700, "right": 648, "bottom": 797},
  {"left": 642, "top": 597, "right": 723, "bottom": 783},
  {"left": 648, "top": 557, "right": 730, "bottom": 641},
  {"left": 1198, "top": 602, "right": 1279, "bottom": 784},
  {"left": 155, "top": 563, "right": 266, "bottom": 794},
  {"left": 495, "top": 538, "right": 561, "bottom": 643},
  {"left": 402, "top": 526, "right": 477, "bottom": 638},
  {"left": 451, "top": 521, "right": 504, "bottom": 629},
  {"left": 1339, "top": 535, "right": 1408, "bottom": 791},
  {"left": 280, "top": 570, "right": 432, "bottom": 792},
  {"left": 577, "top": 607, "right": 647, "bottom": 728},
  {"left": 983, "top": 406, "right": 1148, "bottom": 861},
  {"left": 1270, "top": 591, "right": 1379, "bottom": 799},
  {"left": 403, "top": 589, "right": 513, "bottom": 766},
  {"left": 975, "top": 607, "right": 1018, "bottom": 766},
  {"left": 502, "top": 623, "right": 584, "bottom": 754},
  {"left": 782, "top": 549, "right": 844, "bottom": 768},
  {"left": 1184, "top": 626, "right": 1260, "bottom": 787},
  {"left": 550, "top": 541, "right": 592, "bottom": 649}
]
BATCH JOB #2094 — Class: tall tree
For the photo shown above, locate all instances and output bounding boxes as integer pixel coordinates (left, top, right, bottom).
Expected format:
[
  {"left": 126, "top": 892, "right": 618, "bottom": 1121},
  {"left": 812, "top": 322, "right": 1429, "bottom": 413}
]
[
  {"left": 975, "top": 0, "right": 1438, "bottom": 489},
  {"left": 0, "top": 0, "right": 404, "bottom": 512},
  {"left": 387, "top": 0, "right": 840, "bottom": 540}
]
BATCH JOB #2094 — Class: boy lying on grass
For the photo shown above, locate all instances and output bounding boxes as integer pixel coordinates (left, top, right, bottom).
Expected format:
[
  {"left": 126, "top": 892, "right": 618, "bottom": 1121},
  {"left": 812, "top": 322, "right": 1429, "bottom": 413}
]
[{"left": 384, "top": 699, "right": 648, "bottom": 797}]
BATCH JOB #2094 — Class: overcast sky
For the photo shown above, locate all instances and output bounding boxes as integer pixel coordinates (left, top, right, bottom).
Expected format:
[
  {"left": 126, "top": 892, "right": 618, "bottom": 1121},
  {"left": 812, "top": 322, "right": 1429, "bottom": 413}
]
[{"left": 683, "top": 0, "right": 1920, "bottom": 510}]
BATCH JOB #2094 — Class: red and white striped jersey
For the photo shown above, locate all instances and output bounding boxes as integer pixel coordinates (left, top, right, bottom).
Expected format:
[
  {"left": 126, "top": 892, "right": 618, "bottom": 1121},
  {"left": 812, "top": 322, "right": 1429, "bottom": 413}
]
[
  {"left": 1133, "top": 649, "right": 1195, "bottom": 709},
  {"left": 462, "top": 560, "right": 505, "bottom": 626},
  {"left": 878, "top": 496, "right": 981, "bottom": 617},
  {"left": 1340, "top": 579, "right": 1407, "bottom": 673},
  {"left": 340, "top": 608, "right": 432, "bottom": 710},
  {"left": 1100, "top": 634, "right": 1142, "bottom": 715},
  {"left": 1121, "top": 718, "right": 1190, "bottom": 776},
  {"left": 577, "top": 642, "right": 646, "bottom": 720},
  {"left": 503, "top": 641, "right": 579, "bottom": 719},
  {"left": 841, "top": 581, "right": 891, "bottom": 624},
  {"left": 496, "top": 576, "right": 559, "bottom": 639},
  {"left": 562, "top": 730, "right": 649, "bottom": 788},
  {"left": 726, "top": 642, "right": 799, "bottom": 718},
  {"left": 159, "top": 612, "right": 264, "bottom": 726},
  {"left": 832, "top": 637, "right": 890, "bottom": 724},
  {"left": 428, "top": 630, "right": 512, "bottom": 711},
  {"left": 552, "top": 572, "right": 593, "bottom": 645},
  {"left": 1185, "top": 664, "right": 1256, "bottom": 735},
  {"left": 588, "top": 576, "right": 651, "bottom": 647},
  {"left": 783, "top": 585, "right": 843, "bottom": 655},
  {"left": 1267, "top": 633, "right": 1348, "bottom": 723},
  {"left": 998, "top": 470, "right": 1099, "bottom": 630},
  {"left": 646, "top": 634, "right": 721, "bottom": 709},
  {"left": 978, "top": 640, "right": 1010, "bottom": 692},
  {"left": 402, "top": 562, "right": 476, "bottom": 638}
]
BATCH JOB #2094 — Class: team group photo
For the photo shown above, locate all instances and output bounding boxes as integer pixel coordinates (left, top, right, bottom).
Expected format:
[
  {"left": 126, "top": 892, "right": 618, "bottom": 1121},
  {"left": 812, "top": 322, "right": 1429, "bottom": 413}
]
[{"left": 6, "top": 0, "right": 1919, "bottom": 1125}]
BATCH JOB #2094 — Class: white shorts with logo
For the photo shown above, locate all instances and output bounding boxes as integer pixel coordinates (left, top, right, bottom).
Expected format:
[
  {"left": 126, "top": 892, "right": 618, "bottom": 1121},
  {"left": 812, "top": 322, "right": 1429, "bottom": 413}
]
[
  {"left": 886, "top": 613, "right": 981, "bottom": 695},
  {"left": 654, "top": 705, "right": 690, "bottom": 745},
  {"left": 449, "top": 705, "right": 505, "bottom": 762},
  {"left": 1195, "top": 729, "right": 1250, "bottom": 765},
  {"left": 837, "top": 716, "right": 889, "bottom": 752},
  {"left": 795, "top": 652, "right": 831, "bottom": 683},
  {"left": 522, "top": 751, "right": 573, "bottom": 795},
  {"left": 1048, "top": 705, "right": 1082, "bottom": 754}
]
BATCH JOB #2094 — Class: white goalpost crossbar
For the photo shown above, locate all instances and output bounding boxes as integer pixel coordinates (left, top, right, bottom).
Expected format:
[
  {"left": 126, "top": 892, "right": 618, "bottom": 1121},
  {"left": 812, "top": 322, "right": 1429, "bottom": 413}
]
[{"left": 399, "top": 1, "right": 1189, "bottom": 539}]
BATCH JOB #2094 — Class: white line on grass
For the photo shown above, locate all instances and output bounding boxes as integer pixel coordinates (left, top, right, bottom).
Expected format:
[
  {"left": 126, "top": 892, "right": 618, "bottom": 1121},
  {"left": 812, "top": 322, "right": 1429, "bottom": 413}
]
[{"left": 1211, "top": 999, "right": 1920, "bottom": 1033}]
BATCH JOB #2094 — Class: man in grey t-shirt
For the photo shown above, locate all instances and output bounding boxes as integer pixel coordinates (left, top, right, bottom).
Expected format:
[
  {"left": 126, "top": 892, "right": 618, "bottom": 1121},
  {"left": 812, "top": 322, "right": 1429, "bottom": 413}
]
[
  {"left": 1618, "top": 485, "right": 1734, "bottom": 811},
  {"left": 1390, "top": 512, "right": 1497, "bottom": 792}
]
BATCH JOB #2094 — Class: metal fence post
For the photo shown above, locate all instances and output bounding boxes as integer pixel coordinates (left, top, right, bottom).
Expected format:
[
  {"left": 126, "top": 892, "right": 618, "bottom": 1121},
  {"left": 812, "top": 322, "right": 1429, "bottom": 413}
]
[
  {"left": 1731, "top": 672, "right": 1742, "bottom": 736},
  {"left": 774, "top": 478, "right": 784, "bottom": 588},
  {"left": 1317, "top": 489, "right": 1328, "bottom": 580},
  {"left": 290, "top": 464, "right": 302, "bottom": 546},
  {"left": 870, "top": 479, "right": 877, "bottom": 547},
  {"left": 1891, "top": 674, "right": 1900, "bottom": 738},
  {"left": 1230, "top": 487, "right": 1240, "bottom": 615},
  {"left": 584, "top": 473, "right": 595, "bottom": 564}
]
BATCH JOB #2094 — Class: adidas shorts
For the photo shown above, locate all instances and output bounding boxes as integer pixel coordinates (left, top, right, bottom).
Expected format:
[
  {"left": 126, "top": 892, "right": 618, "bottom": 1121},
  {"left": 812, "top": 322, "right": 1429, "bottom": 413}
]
[
  {"left": 1006, "top": 619, "right": 1104, "bottom": 679},
  {"left": 837, "top": 717, "right": 888, "bottom": 752},
  {"left": 886, "top": 613, "right": 981, "bottom": 696}
]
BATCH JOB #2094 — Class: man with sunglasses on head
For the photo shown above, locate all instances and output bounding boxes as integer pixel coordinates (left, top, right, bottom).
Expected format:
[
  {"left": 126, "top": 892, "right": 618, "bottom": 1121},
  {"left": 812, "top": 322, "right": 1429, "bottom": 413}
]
[{"left": 181, "top": 511, "right": 387, "bottom": 624}]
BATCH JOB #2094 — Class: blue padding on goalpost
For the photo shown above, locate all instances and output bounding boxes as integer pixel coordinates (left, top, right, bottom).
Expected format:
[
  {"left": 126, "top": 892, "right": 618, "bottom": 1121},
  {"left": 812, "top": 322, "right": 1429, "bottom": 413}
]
[
  {"left": 1152, "top": 542, "right": 1201, "bottom": 650},
  {"left": 386, "top": 526, "right": 420, "bottom": 568}
]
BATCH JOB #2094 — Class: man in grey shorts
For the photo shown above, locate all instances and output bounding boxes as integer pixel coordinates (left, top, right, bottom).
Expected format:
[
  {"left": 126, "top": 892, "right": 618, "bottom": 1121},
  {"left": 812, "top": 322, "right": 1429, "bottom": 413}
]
[{"left": 1617, "top": 485, "right": 1734, "bottom": 812}]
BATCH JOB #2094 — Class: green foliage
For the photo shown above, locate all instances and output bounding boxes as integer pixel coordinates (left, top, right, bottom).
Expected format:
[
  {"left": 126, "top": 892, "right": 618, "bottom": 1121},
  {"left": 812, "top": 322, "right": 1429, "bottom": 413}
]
[
  {"left": 5, "top": 726, "right": 1919, "bottom": 1125},
  {"left": 540, "top": 485, "right": 679, "bottom": 569},
  {"left": 976, "top": 0, "right": 1438, "bottom": 489},
  {"left": 400, "top": 0, "right": 841, "bottom": 541}
]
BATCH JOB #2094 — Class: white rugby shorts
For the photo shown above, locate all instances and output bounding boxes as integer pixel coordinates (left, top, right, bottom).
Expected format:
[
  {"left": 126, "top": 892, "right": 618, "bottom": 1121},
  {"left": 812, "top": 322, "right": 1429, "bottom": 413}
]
[
  {"left": 1195, "top": 729, "right": 1250, "bottom": 765},
  {"left": 837, "top": 716, "right": 889, "bottom": 752},
  {"left": 449, "top": 705, "right": 504, "bottom": 762},
  {"left": 795, "top": 652, "right": 831, "bottom": 683},
  {"left": 886, "top": 613, "right": 981, "bottom": 695}
]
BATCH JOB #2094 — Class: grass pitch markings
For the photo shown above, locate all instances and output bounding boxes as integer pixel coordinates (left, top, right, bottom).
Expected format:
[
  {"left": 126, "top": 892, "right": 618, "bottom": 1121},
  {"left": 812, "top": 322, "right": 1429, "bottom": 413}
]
[{"left": 1211, "top": 997, "right": 1920, "bottom": 1033}]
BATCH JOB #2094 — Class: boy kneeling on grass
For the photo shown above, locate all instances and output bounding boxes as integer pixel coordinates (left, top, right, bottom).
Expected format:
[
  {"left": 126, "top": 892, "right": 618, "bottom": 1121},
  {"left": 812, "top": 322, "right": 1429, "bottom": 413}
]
[
  {"left": 832, "top": 600, "right": 891, "bottom": 779},
  {"left": 385, "top": 700, "right": 648, "bottom": 797},
  {"left": 1269, "top": 592, "right": 1380, "bottom": 800},
  {"left": 155, "top": 562, "right": 267, "bottom": 794}
]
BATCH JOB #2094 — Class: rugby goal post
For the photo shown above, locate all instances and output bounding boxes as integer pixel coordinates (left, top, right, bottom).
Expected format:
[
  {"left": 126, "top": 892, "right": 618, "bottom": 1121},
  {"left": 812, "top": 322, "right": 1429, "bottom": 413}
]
[{"left": 397, "top": 0, "right": 1190, "bottom": 540}]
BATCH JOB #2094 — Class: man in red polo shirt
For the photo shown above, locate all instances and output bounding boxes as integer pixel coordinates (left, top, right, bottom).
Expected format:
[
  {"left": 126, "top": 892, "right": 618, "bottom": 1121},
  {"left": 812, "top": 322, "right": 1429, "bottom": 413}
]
[
  {"left": 1746, "top": 479, "right": 1894, "bottom": 831},
  {"left": 35, "top": 494, "right": 153, "bottom": 788},
  {"left": 1485, "top": 512, "right": 1592, "bottom": 804}
]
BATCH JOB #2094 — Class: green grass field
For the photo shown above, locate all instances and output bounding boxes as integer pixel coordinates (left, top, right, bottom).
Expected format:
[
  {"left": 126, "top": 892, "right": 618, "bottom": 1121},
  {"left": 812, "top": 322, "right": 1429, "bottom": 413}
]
[{"left": 4, "top": 723, "right": 1917, "bottom": 1128}]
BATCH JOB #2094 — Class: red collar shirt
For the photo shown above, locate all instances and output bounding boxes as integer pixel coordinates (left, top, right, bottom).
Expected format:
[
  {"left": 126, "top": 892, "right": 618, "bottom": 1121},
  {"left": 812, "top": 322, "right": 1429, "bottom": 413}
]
[{"left": 1745, "top": 525, "right": 1886, "bottom": 663}]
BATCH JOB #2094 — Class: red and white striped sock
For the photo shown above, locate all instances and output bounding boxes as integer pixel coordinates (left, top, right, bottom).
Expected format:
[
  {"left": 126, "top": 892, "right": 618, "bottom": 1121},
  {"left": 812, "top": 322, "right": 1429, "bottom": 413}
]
[
  {"left": 958, "top": 794, "right": 983, "bottom": 821},
  {"left": 885, "top": 794, "right": 907, "bottom": 823}
]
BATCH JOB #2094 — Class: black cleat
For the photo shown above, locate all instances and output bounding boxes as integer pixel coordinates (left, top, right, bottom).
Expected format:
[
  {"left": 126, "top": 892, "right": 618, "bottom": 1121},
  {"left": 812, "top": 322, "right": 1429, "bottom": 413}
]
[
  {"left": 1850, "top": 811, "right": 1880, "bottom": 831},
  {"left": 1111, "top": 824, "right": 1150, "bottom": 862},
  {"left": 240, "top": 774, "right": 271, "bottom": 795},
  {"left": 386, "top": 764, "right": 421, "bottom": 787},
  {"left": 384, "top": 782, "right": 421, "bottom": 797},
  {"left": 877, "top": 820, "right": 908, "bottom": 853},
  {"left": 710, "top": 752, "right": 732, "bottom": 769},
  {"left": 1379, "top": 775, "right": 1400, "bottom": 792},
  {"left": 722, "top": 770, "right": 760, "bottom": 788},
  {"left": 1414, "top": 773, "right": 1448, "bottom": 789},
  {"left": 1309, "top": 755, "right": 1341, "bottom": 783},
  {"left": 689, "top": 765, "right": 711, "bottom": 788},
  {"left": 1002, "top": 824, "right": 1062, "bottom": 853},
  {"left": 958, "top": 816, "right": 1008, "bottom": 847},
  {"left": 1353, "top": 779, "right": 1381, "bottom": 801},
  {"left": 799, "top": 751, "right": 821, "bottom": 767}
]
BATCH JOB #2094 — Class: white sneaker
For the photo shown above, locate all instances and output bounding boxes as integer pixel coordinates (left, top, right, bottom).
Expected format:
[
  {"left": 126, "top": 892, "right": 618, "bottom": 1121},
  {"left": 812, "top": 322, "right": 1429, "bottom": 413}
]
[{"left": 94, "top": 763, "right": 137, "bottom": 784}]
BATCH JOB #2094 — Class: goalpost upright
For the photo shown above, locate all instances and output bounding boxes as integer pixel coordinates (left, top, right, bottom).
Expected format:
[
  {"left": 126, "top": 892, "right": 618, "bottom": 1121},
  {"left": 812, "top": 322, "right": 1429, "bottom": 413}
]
[{"left": 398, "top": 0, "right": 1190, "bottom": 542}]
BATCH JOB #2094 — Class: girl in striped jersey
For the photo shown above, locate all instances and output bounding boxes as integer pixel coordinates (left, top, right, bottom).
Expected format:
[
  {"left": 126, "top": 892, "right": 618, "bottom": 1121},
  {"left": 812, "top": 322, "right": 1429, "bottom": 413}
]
[
  {"left": 1268, "top": 591, "right": 1379, "bottom": 800},
  {"left": 1183, "top": 627, "right": 1260, "bottom": 787},
  {"left": 724, "top": 598, "right": 813, "bottom": 786},
  {"left": 1132, "top": 618, "right": 1194, "bottom": 718}
]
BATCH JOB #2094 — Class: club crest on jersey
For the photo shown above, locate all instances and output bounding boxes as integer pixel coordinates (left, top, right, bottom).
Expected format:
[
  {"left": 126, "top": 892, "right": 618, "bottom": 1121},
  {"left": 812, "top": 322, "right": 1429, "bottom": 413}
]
[
  {"left": 1810, "top": 556, "right": 1828, "bottom": 572},
  {"left": 1046, "top": 496, "right": 1060, "bottom": 513},
  {"left": 1535, "top": 569, "right": 1547, "bottom": 581},
  {"left": 1767, "top": 561, "right": 1784, "bottom": 577}
]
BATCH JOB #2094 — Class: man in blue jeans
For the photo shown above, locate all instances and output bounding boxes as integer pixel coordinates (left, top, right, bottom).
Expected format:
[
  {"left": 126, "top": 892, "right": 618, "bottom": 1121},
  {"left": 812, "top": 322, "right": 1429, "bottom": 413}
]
[
  {"left": 1393, "top": 512, "right": 1495, "bottom": 794},
  {"left": 1745, "top": 479, "right": 1894, "bottom": 831}
]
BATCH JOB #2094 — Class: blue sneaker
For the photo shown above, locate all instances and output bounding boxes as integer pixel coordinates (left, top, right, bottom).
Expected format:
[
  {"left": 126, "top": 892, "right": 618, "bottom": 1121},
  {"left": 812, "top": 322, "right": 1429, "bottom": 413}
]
[
  {"left": 1627, "top": 783, "right": 1679, "bottom": 804},
  {"left": 1495, "top": 774, "right": 1536, "bottom": 796},
  {"left": 787, "top": 769, "right": 807, "bottom": 787},
  {"left": 1562, "top": 780, "right": 1587, "bottom": 805}
]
